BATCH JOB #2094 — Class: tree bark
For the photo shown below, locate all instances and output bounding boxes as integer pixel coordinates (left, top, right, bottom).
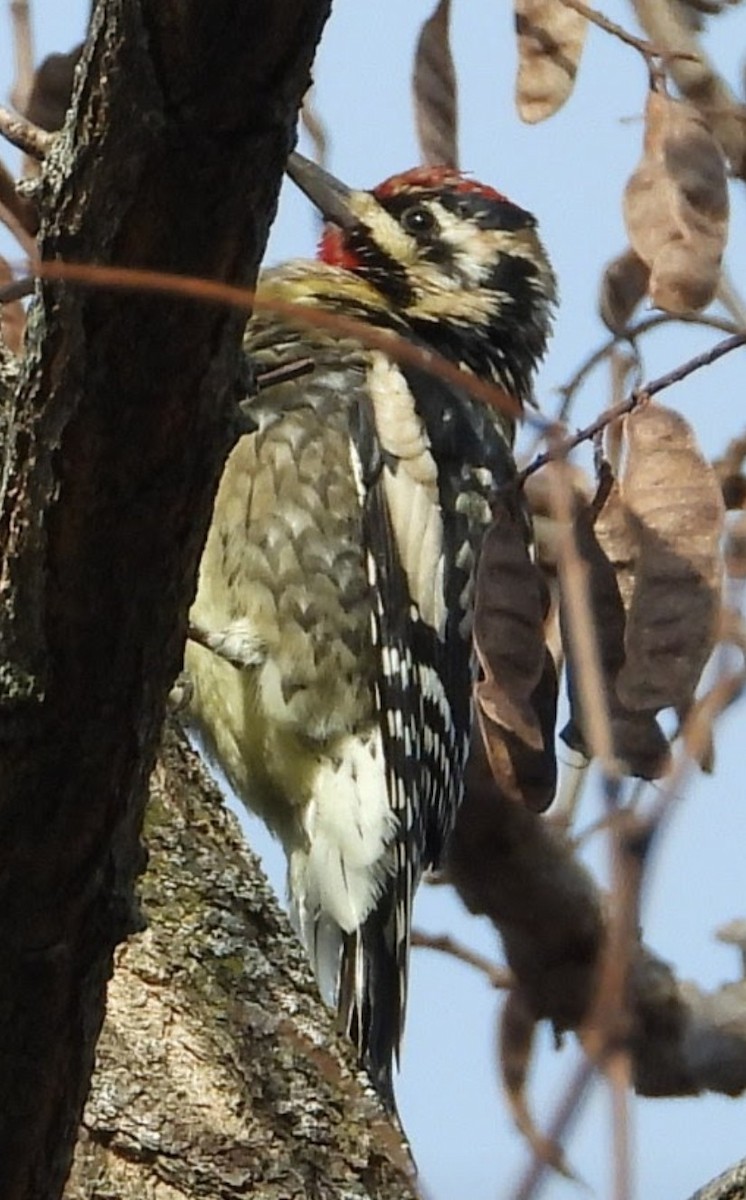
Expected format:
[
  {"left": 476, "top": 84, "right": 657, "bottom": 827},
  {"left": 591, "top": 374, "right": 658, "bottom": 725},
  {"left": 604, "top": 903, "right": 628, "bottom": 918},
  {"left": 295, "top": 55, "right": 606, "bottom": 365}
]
[
  {"left": 64, "top": 723, "right": 416, "bottom": 1200},
  {"left": 0, "top": 3, "right": 331, "bottom": 1197}
]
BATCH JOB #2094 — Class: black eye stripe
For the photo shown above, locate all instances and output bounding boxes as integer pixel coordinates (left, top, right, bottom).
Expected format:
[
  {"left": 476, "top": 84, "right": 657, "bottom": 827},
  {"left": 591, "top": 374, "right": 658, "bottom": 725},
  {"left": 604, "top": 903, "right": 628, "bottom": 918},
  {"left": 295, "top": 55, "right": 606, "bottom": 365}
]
[
  {"left": 345, "top": 230, "right": 415, "bottom": 306},
  {"left": 380, "top": 189, "right": 535, "bottom": 233},
  {"left": 438, "top": 190, "right": 536, "bottom": 231}
]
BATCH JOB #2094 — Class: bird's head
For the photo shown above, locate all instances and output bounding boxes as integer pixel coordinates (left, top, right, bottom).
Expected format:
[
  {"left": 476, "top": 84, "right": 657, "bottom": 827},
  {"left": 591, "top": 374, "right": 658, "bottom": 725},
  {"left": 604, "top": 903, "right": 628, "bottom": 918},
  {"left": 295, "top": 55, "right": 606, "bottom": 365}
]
[{"left": 287, "top": 153, "right": 556, "bottom": 402}]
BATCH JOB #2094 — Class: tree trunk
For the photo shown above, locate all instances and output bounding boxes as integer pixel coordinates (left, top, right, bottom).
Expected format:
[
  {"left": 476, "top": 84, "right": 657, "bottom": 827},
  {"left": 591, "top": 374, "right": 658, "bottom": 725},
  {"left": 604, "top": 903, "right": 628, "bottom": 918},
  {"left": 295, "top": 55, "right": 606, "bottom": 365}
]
[
  {"left": 0, "top": 3, "right": 331, "bottom": 1197},
  {"left": 64, "top": 723, "right": 416, "bottom": 1200}
]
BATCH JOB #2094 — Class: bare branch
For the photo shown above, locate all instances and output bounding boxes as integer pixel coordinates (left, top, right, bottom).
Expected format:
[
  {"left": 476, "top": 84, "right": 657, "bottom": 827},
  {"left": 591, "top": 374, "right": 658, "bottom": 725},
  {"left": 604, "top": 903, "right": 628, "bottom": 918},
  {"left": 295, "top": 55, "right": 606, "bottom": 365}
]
[
  {"left": 559, "top": 0, "right": 698, "bottom": 62},
  {"left": 0, "top": 101, "right": 55, "bottom": 158},
  {"left": 411, "top": 930, "right": 512, "bottom": 989},
  {"left": 29, "top": 259, "right": 528, "bottom": 423},
  {"left": 510, "top": 1056, "right": 596, "bottom": 1200},
  {"left": 556, "top": 311, "right": 743, "bottom": 418},
  {"left": 686, "top": 1158, "right": 746, "bottom": 1200},
  {"left": 549, "top": 458, "right": 616, "bottom": 770},
  {"left": 0, "top": 158, "right": 38, "bottom": 243},
  {"left": 0, "top": 272, "right": 34, "bottom": 303},
  {"left": 520, "top": 331, "right": 746, "bottom": 483}
]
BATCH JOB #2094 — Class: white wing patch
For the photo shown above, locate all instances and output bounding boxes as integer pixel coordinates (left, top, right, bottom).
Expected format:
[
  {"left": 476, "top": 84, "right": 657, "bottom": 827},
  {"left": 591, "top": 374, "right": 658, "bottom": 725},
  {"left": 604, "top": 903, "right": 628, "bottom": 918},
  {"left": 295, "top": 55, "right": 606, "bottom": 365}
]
[
  {"left": 290, "top": 730, "right": 396, "bottom": 942},
  {"left": 367, "top": 352, "right": 447, "bottom": 634}
]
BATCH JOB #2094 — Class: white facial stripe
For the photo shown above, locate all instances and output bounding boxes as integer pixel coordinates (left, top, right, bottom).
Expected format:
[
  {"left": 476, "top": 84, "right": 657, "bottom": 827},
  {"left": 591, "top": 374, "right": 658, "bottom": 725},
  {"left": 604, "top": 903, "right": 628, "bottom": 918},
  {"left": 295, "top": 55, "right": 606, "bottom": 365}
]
[{"left": 348, "top": 191, "right": 419, "bottom": 265}]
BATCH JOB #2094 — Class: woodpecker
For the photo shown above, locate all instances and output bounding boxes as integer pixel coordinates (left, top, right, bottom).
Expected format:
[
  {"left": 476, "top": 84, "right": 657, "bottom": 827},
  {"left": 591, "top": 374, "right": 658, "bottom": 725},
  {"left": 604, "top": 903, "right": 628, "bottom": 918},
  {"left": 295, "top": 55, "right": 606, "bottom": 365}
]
[{"left": 186, "top": 153, "right": 555, "bottom": 1106}]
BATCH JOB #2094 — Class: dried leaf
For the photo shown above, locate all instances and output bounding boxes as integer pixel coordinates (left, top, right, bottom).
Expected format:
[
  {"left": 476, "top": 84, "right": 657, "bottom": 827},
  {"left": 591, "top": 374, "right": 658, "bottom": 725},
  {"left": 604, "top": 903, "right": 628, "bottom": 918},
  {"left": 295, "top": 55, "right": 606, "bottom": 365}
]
[
  {"left": 477, "top": 652, "right": 558, "bottom": 812},
  {"left": 413, "top": 0, "right": 459, "bottom": 168},
  {"left": 599, "top": 248, "right": 650, "bottom": 335},
  {"left": 725, "top": 512, "right": 746, "bottom": 578},
  {"left": 514, "top": 0, "right": 587, "bottom": 123},
  {"left": 560, "top": 477, "right": 669, "bottom": 779},
  {"left": 473, "top": 501, "right": 557, "bottom": 811},
  {"left": 713, "top": 432, "right": 746, "bottom": 511},
  {"left": 523, "top": 462, "right": 591, "bottom": 581},
  {"left": 623, "top": 88, "right": 729, "bottom": 315},
  {"left": 592, "top": 470, "right": 637, "bottom": 615},
  {"left": 673, "top": 0, "right": 743, "bottom": 31},
  {"left": 663, "top": 103, "right": 729, "bottom": 233},
  {"left": 623, "top": 159, "right": 678, "bottom": 273},
  {"left": 24, "top": 47, "right": 82, "bottom": 132},
  {"left": 617, "top": 403, "right": 725, "bottom": 711},
  {"left": 649, "top": 237, "right": 722, "bottom": 314},
  {"left": 474, "top": 505, "right": 546, "bottom": 745}
]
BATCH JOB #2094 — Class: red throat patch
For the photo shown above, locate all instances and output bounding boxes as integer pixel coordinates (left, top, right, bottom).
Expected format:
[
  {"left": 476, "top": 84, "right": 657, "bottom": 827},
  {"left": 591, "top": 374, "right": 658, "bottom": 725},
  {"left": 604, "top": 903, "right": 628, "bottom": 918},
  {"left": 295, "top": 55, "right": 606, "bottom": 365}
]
[{"left": 318, "top": 224, "right": 361, "bottom": 268}]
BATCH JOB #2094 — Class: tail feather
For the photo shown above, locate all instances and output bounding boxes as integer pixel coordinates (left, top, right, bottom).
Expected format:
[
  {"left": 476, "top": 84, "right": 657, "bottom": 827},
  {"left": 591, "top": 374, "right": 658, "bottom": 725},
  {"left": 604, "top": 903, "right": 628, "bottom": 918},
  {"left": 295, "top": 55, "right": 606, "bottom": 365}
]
[{"left": 338, "top": 887, "right": 403, "bottom": 1113}]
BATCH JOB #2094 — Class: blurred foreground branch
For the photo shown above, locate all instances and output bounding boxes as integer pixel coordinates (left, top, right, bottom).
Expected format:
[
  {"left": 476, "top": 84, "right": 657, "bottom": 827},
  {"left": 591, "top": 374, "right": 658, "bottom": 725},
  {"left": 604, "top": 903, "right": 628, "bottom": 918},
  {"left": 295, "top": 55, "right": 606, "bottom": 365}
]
[{"left": 447, "top": 736, "right": 746, "bottom": 1105}]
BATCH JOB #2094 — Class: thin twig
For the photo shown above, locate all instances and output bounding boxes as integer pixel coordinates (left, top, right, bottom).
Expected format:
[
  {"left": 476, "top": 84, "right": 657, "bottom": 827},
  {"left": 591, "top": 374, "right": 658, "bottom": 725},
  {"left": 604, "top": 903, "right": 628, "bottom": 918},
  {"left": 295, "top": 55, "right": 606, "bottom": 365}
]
[
  {"left": 556, "top": 312, "right": 743, "bottom": 416},
  {"left": 645, "top": 331, "right": 746, "bottom": 394},
  {"left": 0, "top": 103, "right": 54, "bottom": 159},
  {"left": 0, "top": 159, "right": 38, "bottom": 244},
  {"left": 520, "top": 332, "right": 746, "bottom": 483},
  {"left": 510, "top": 1056, "right": 597, "bottom": 1200},
  {"left": 643, "top": 667, "right": 745, "bottom": 840},
  {"left": 585, "top": 779, "right": 638, "bottom": 1200},
  {"left": 410, "top": 930, "right": 512, "bottom": 989},
  {"left": 559, "top": 0, "right": 697, "bottom": 61},
  {"left": 548, "top": 457, "right": 616, "bottom": 771},
  {"left": 609, "top": 1048, "right": 634, "bottom": 1200},
  {"left": 18, "top": 259, "right": 532, "bottom": 426},
  {"left": 0, "top": 274, "right": 36, "bottom": 304}
]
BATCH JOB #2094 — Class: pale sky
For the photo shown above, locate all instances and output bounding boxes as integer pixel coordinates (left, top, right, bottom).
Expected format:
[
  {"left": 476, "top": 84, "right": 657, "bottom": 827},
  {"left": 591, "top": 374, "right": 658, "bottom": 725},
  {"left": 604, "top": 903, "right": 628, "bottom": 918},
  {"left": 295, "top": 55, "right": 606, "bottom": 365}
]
[{"left": 2, "top": 3, "right": 746, "bottom": 1198}]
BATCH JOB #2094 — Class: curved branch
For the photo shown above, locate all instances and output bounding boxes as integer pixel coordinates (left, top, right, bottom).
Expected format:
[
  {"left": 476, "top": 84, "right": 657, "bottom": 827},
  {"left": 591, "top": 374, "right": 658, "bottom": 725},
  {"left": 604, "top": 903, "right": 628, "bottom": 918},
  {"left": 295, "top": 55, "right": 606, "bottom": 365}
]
[
  {"left": 521, "top": 331, "right": 746, "bottom": 482},
  {"left": 0, "top": 101, "right": 54, "bottom": 157},
  {"left": 556, "top": 312, "right": 743, "bottom": 417}
]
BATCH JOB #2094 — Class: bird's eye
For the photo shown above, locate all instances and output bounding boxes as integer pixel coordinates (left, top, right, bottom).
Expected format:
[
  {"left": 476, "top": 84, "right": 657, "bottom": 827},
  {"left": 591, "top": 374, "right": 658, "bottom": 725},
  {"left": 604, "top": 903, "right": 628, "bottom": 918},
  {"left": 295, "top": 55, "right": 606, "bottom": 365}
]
[{"left": 401, "top": 205, "right": 436, "bottom": 236}]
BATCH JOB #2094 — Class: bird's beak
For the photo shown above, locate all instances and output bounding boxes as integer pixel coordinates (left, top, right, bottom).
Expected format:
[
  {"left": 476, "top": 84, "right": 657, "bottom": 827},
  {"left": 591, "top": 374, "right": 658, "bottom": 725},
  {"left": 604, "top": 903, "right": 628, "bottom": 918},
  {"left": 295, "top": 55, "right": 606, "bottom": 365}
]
[{"left": 286, "top": 152, "right": 358, "bottom": 231}]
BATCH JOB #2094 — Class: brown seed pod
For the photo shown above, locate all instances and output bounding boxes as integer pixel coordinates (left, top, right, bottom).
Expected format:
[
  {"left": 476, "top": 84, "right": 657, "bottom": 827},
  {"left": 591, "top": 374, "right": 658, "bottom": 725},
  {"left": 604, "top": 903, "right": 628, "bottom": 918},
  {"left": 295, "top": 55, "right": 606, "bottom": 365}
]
[
  {"left": 473, "top": 500, "right": 557, "bottom": 811},
  {"left": 599, "top": 248, "right": 651, "bottom": 335},
  {"left": 514, "top": 0, "right": 587, "bottom": 124},
  {"left": 413, "top": 0, "right": 459, "bottom": 168},
  {"left": 623, "top": 88, "right": 729, "bottom": 315},
  {"left": 617, "top": 403, "right": 725, "bottom": 711},
  {"left": 560, "top": 474, "right": 669, "bottom": 779}
]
